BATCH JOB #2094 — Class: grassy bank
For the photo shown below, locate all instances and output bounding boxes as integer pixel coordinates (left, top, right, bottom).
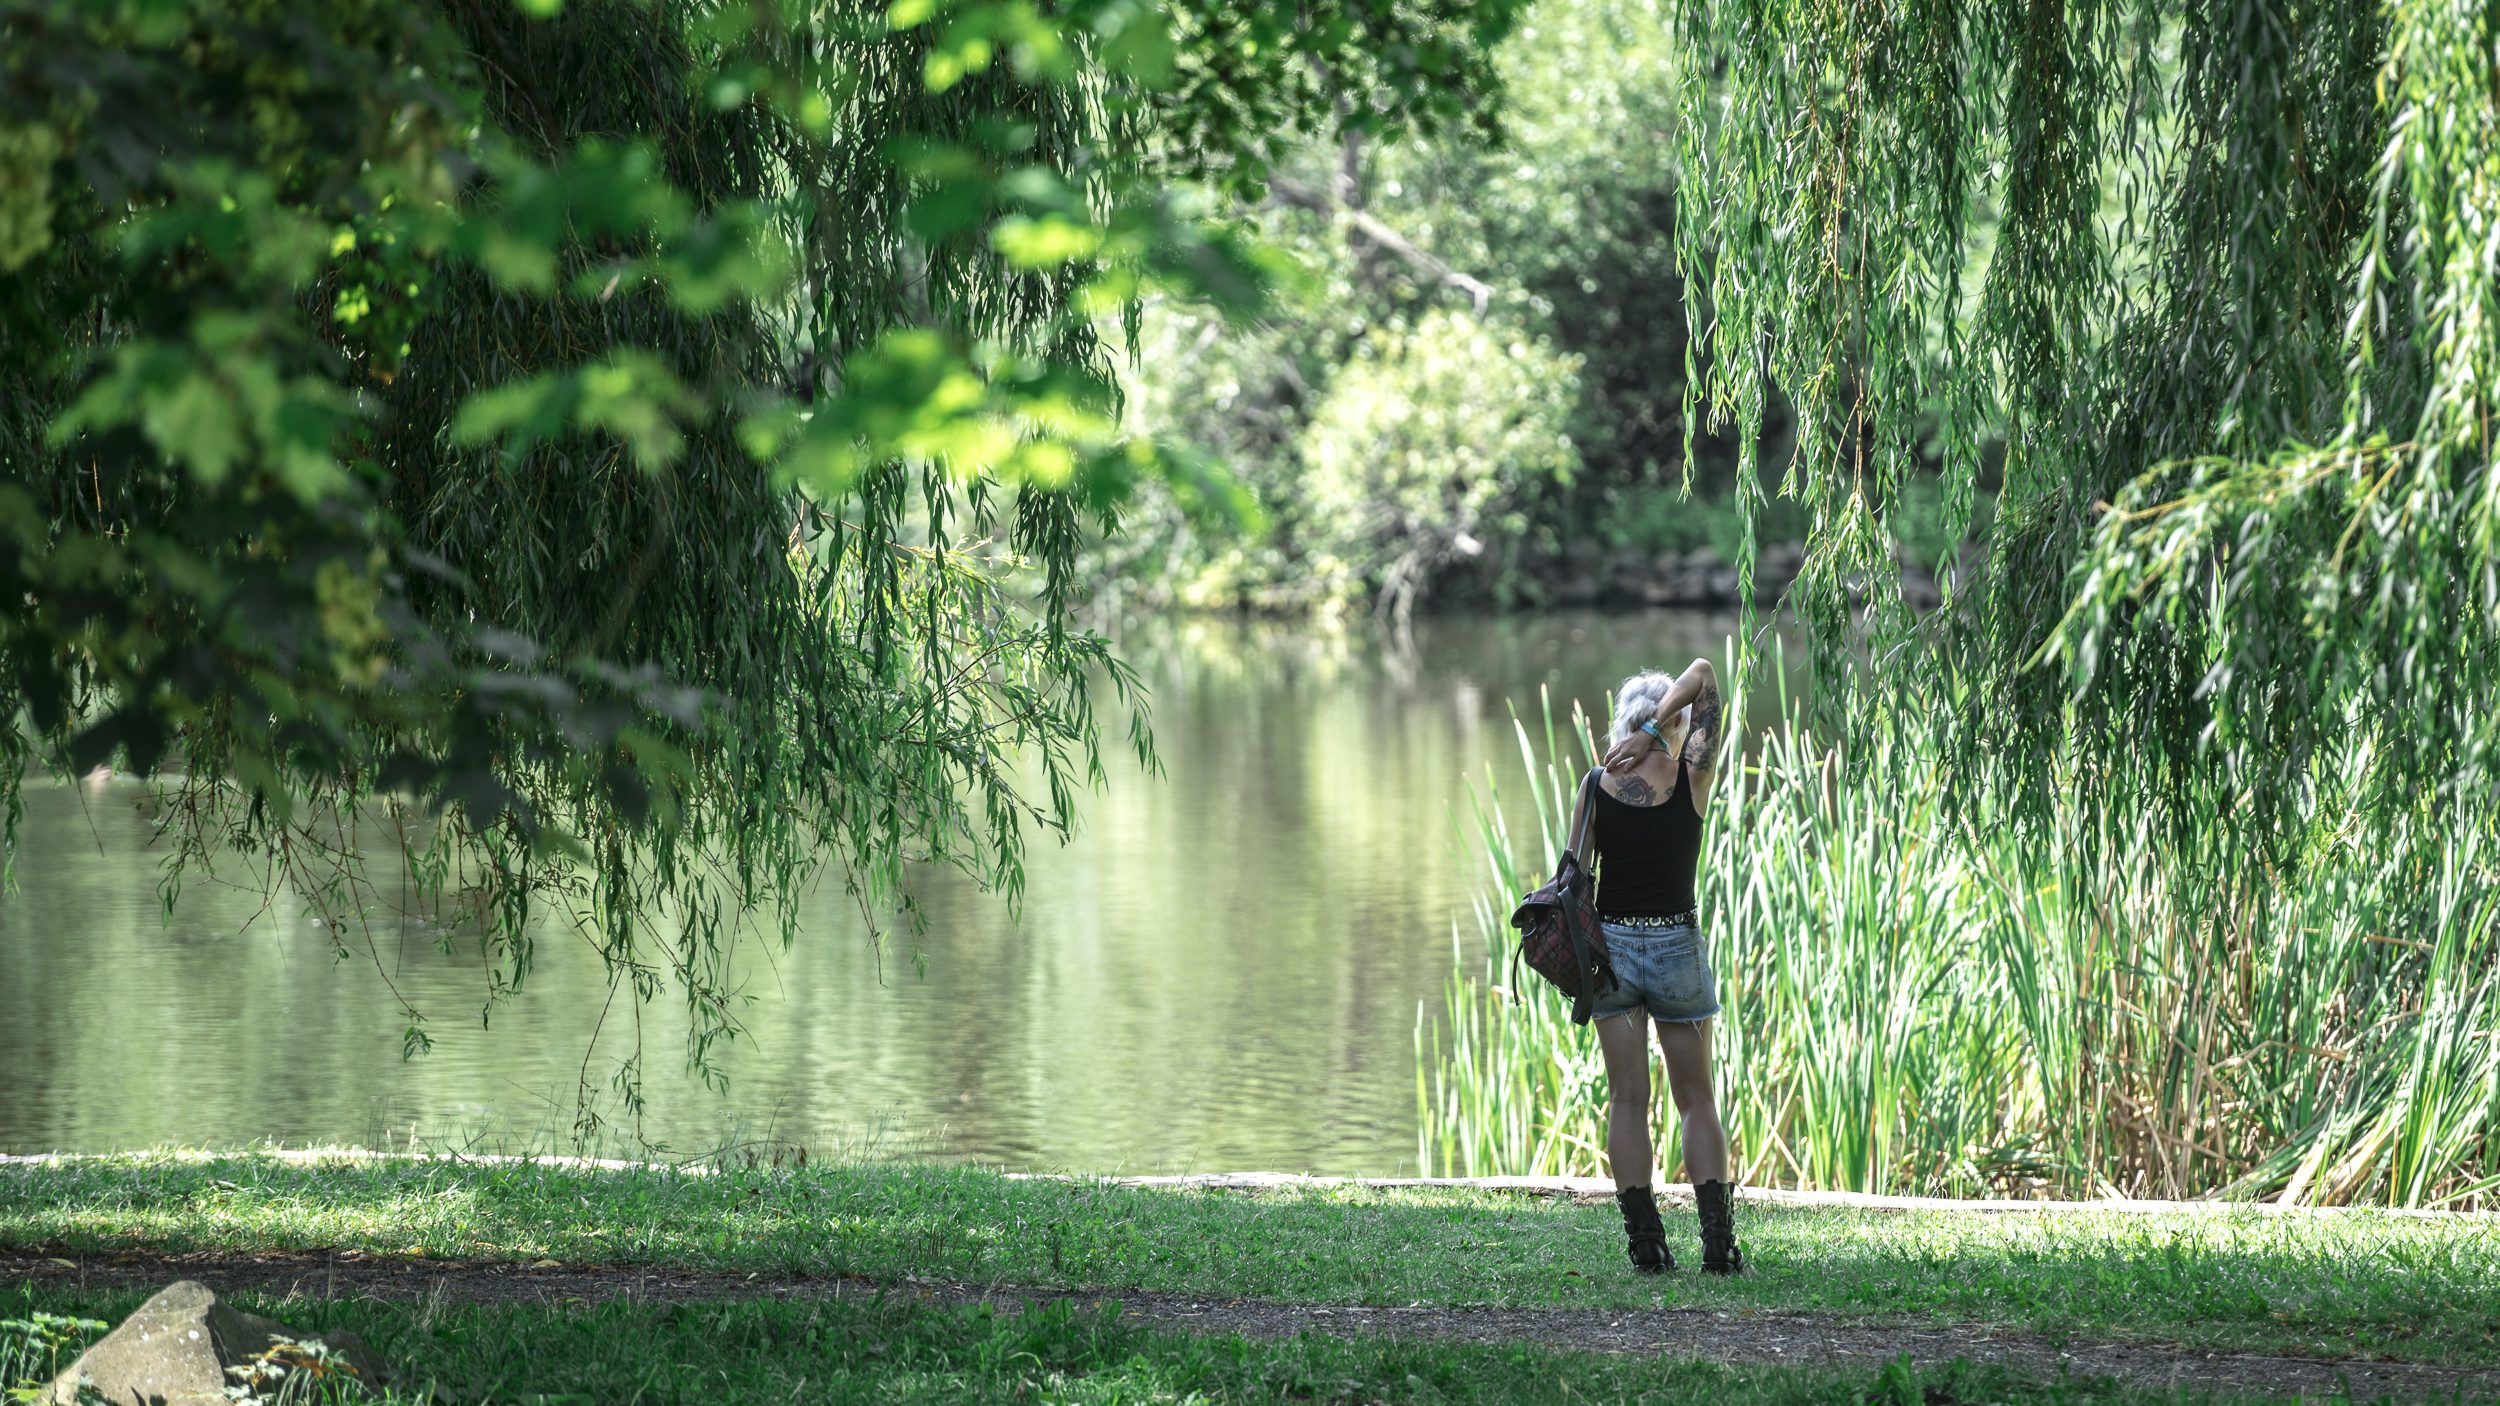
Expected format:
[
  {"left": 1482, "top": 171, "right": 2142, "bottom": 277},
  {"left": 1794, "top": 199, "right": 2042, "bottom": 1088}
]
[
  {"left": 4, "top": 1279, "right": 2312, "bottom": 1406},
  {"left": 5, "top": 1153, "right": 2497, "bottom": 1369}
]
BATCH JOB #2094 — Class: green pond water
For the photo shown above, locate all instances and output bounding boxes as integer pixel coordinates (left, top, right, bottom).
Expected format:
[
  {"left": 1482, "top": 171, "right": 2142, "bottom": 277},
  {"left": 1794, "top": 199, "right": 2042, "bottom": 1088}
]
[{"left": 0, "top": 610, "right": 1762, "bottom": 1174}]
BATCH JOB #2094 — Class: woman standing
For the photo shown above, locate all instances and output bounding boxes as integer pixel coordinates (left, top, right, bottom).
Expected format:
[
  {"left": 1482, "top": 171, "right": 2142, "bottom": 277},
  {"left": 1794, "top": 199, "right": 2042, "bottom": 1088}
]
[{"left": 1570, "top": 658, "right": 1743, "bottom": 1274}]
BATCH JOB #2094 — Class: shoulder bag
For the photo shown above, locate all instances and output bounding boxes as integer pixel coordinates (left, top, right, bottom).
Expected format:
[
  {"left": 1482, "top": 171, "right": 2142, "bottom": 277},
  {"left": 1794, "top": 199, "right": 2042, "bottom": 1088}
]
[{"left": 1508, "top": 768, "right": 1613, "bottom": 1025}]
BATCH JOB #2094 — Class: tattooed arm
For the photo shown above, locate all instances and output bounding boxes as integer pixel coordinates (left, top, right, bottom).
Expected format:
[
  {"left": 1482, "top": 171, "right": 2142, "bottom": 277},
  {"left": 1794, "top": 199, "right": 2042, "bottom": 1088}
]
[
  {"left": 1599, "top": 658, "right": 1726, "bottom": 776},
  {"left": 1677, "top": 660, "right": 1725, "bottom": 772}
]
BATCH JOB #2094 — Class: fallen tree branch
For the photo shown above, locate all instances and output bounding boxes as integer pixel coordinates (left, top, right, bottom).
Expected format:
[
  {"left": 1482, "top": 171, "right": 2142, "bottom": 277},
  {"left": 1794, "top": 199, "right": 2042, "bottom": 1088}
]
[{"left": 1266, "top": 175, "right": 1494, "bottom": 315}]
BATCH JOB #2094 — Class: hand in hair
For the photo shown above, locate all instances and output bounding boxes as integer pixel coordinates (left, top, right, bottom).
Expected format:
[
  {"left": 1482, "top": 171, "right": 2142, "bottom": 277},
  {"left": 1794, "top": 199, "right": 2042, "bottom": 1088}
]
[{"left": 1600, "top": 658, "right": 1722, "bottom": 775}]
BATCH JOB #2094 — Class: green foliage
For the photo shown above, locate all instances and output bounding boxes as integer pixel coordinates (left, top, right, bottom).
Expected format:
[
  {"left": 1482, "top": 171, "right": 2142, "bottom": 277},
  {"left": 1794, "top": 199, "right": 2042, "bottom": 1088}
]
[
  {"left": 1616, "top": 0, "right": 2500, "bottom": 1209},
  {"left": 222, "top": 1337, "right": 367, "bottom": 1405},
  {"left": 0, "top": 0, "right": 1519, "bottom": 1127},
  {"left": 1151, "top": 3, "right": 1535, "bottom": 193},
  {"left": 1417, "top": 691, "right": 1613, "bottom": 1180},
  {"left": 1107, "top": 0, "right": 1832, "bottom": 617},
  {"left": 1381, "top": 0, "right": 1698, "bottom": 489},
  {"left": 1592, "top": 491, "right": 1816, "bottom": 566},
  {"left": 1669, "top": 0, "right": 2499, "bottom": 836},
  {"left": 1300, "top": 310, "right": 1581, "bottom": 617},
  {"left": 1, "top": 1312, "right": 105, "bottom": 1405},
  {"left": 1421, "top": 686, "right": 2500, "bottom": 1208}
]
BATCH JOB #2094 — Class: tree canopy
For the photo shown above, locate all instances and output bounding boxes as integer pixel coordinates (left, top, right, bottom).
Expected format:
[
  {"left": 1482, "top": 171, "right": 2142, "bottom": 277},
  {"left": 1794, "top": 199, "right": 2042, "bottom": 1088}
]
[
  {"left": 1101, "top": 0, "right": 1765, "bottom": 621},
  {"left": 1671, "top": 0, "right": 2495, "bottom": 828},
  {"left": 0, "top": 0, "right": 1524, "bottom": 1121},
  {"left": 1648, "top": 0, "right": 2499, "bottom": 1202}
]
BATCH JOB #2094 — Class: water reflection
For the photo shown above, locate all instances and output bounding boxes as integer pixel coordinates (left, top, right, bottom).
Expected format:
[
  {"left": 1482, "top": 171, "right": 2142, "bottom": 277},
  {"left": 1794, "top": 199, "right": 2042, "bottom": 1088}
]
[{"left": 0, "top": 610, "right": 1775, "bottom": 1172}]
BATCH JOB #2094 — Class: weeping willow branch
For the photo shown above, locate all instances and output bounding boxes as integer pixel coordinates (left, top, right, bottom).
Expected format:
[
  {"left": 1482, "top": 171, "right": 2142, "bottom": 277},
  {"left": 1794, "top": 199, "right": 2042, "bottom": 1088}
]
[
  {"left": 1653, "top": 0, "right": 2499, "bottom": 1204},
  {"left": 1672, "top": 0, "right": 2495, "bottom": 816},
  {"left": 3, "top": 0, "right": 1531, "bottom": 1142}
]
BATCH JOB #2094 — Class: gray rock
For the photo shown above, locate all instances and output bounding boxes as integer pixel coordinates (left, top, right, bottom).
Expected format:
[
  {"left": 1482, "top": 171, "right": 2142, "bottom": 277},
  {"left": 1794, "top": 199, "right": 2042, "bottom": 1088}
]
[
  {"left": 1662, "top": 565, "right": 1712, "bottom": 605},
  {"left": 1550, "top": 572, "right": 1601, "bottom": 605},
  {"left": 1638, "top": 575, "right": 1686, "bottom": 607},
  {"left": 1756, "top": 542, "right": 1805, "bottom": 585},
  {"left": 47, "top": 1280, "right": 387, "bottom": 1404},
  {"left": 1599, "top": 550, "right": 1653, "bottom": 605}
]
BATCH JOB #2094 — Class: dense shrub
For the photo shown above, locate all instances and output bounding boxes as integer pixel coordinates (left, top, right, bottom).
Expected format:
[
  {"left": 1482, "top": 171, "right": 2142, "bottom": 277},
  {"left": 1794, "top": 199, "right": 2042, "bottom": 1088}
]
[{"left": 1300, "top": 311, "right": 1581, "bottom": 618}]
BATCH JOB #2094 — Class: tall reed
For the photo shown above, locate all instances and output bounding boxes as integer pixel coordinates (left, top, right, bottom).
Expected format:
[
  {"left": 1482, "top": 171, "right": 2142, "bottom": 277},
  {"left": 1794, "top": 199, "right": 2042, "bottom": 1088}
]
[{"left": 1418, "top": 664, "right": 2500, "bottom": 1206}]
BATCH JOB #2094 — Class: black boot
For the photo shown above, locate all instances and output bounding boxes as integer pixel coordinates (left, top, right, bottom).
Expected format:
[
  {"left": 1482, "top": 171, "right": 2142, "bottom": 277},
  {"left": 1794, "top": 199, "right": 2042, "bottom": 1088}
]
[
  {"left": 1695, "top": 1179, "right": 1745, "bottom": 1274},
  {"left": 1615, "top": 1185, "right": 1673, "bottom": 1274}
]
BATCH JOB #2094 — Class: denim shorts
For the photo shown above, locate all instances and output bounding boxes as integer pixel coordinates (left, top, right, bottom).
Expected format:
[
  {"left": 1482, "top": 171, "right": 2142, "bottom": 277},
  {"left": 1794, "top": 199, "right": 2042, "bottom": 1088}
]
[{"left": 1590, "top": 921, "right": 1721, "bottom": 1024}]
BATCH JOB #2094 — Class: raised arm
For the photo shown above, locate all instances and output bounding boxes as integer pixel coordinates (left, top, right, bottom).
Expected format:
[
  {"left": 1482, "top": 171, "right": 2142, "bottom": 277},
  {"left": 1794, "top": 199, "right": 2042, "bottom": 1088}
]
[
  {"left": 1678, "top": 658, "right": 1725, "bottom": 772},
  {"left": 1600, "top": 657, "right": 1727, "bottom": 776}
]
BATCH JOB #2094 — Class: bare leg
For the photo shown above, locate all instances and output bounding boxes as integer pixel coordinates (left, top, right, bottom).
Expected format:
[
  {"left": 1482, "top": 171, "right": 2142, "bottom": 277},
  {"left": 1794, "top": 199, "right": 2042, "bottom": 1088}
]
[
  {"left": 1595, "top": 1009, "right": 1655, "bottom": 1188},
  {"left": 1656, "top": 1017, "right": 1728, "bottom": 1184}
]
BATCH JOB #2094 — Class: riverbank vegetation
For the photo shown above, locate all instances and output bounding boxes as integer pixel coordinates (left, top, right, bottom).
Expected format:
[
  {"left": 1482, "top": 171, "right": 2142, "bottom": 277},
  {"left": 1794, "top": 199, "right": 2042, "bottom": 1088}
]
[
  {"left": 5, "top": 0, "right": 2493, "bottom": 1244},
  {"left": 1411, "top": 0, "right": 2500, "bottom": 1208},
  {"left": 1099, "top": 0, "right": 1914, "bottom": 622},
  {"left": 8, "top": 1153, "right": 2500, "bottom": 1372},
  {"left": 1421, "top": 691, "right": 2500, "bottom": 1207}
]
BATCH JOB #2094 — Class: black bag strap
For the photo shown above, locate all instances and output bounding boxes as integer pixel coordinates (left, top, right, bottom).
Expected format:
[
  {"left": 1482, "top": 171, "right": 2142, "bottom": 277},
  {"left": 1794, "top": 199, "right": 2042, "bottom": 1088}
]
[
  {"left": 1565, "top": 767, "right": 1601, "bottom": 1025},
  {"left": 1565, "top": 767, "right": 1598, "bottom": 869}
]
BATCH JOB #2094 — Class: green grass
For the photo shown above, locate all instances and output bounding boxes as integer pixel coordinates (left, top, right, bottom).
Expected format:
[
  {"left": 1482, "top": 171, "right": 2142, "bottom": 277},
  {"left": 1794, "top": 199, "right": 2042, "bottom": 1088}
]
[
  {"left": 0, "top": 1280, "right": 2367, "bottom": 1406},
  {"left": 5, "top": 1153, "right": 2498, "bottom": 1369}
]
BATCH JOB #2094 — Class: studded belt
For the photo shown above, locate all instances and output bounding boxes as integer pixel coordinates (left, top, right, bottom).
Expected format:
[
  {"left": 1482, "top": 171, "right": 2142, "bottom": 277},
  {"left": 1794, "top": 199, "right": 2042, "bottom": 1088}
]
[{"left": 1601, "top": 911, "right": 1698, "bottom": 929}]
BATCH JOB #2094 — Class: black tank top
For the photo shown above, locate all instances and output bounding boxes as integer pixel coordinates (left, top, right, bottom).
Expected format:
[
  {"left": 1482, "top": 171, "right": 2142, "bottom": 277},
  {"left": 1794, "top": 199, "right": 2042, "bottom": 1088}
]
[{"left": 1592, "top": 761, "right": 1702, "bottom": 918}]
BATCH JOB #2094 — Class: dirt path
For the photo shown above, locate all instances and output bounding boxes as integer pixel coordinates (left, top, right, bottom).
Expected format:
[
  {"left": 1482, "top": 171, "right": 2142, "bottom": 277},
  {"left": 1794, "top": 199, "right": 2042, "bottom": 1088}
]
[{"left": 6, "top": 1248, "right": 2491, "bottom": 1403}]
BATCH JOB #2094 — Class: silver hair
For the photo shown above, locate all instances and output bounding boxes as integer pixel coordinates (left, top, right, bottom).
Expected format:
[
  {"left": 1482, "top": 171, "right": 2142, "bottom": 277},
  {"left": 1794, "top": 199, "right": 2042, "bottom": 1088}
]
[{"left": 1607, "top": 670, "right": 1690, "bottom": 752}]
